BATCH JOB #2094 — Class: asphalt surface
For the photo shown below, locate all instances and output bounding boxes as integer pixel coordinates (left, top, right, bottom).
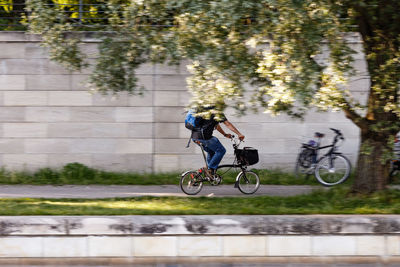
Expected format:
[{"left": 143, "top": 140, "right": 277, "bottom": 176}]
[
  {"left": 0, "top": 264, "right": 393, "bottom": 267},
  {"left": 0, "top": 261, "right": 395, "bottom": 267},
  {"left": 0, "top": 184, "right": 323, "bottom": 199}
]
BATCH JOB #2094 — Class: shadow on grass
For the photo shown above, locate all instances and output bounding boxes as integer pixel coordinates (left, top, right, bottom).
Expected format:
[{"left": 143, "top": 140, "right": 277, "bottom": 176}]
[{"left": 1, "top": 187, "right": 400, "bottom": 215}]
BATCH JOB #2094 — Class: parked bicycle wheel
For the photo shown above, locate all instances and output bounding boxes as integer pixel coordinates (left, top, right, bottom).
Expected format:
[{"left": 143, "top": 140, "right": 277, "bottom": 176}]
[
  {"left": 315, "top": 154, "right": 351, "bottom": 186},
  {"left": 237, "top": 171, "right": 260, "bottom": 194},
  {"left": 180, "top": 171, "right": 203, "bottom": 195},
  {"left": 294, "top": 148, "right": 315, "bottom": 179}
]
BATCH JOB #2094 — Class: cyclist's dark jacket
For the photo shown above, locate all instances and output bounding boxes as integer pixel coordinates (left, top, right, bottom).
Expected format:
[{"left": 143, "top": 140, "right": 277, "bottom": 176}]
[{"left": 191, "top": 114, "right": 227, "bottom": 140}]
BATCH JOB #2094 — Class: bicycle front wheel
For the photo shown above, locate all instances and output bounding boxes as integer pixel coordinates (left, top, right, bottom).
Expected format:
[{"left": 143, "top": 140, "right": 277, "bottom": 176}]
[
  {"left": 237, "top": 171, "right": 260, "bottom": 194},
  {"left": 315, "top": 154, "right": 351, "bottom": 186},
  {"left": 180, "top": 171, "right": 203, "bottom": 195}
]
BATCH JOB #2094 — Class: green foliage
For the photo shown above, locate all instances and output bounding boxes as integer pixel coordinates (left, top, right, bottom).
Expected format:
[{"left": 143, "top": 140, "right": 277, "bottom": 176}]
[
  {"left": 88, "top": 37, "right": 144, "bottom": 94},
  {"left": 1, "top": 187, "right": 400, "bottom": 215},
  {"left": 23, "top": 0, "right": 345, "bottom": 113},
  {"left": 26, "top": 0, "right": 88, "bottom": 70},
  {"left": 25, "top": 0, "right": 400, "bottom": 126},
  {"left": 0, "top": 163, "right": 179, "bottom": 185},
  {"left": 59, "top": 162, "right": 97, "bottom": 183},
  {"left": 0, "top": 0, "right": 12, "bottom": 12},
  {"left": 0, "top": 0, "right": 26, "bottom": 30},
  {"left": 23, "top": 0, "right": 400, "bottom": 192},
  {"left": 33, "top": 168, "right": 60, "bottom": 183}
]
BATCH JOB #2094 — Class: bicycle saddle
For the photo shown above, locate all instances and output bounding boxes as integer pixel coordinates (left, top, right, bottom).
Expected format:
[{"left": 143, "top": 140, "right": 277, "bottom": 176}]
[{"left": 315, "top": 132, "right": 325, "bottom": 138}]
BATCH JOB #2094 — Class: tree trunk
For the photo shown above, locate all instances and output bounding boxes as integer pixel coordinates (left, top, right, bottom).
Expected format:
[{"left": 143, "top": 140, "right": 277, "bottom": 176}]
[
  {"left": 351, "top": 133, "right": 391, "bottom": 194},
  {"left": 346, "top": 1, "right": 400, "bottom": 194}
]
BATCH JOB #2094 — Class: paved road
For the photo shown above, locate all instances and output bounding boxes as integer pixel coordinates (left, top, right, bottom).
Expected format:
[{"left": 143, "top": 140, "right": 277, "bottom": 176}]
[
  {"left": 0, "top": 261, "right": 394, "bottom": 267},
  {"left": 0, "top": 184, "right": 323, "bottom": 198},
  {"left": 0, "top": 264, "right": 393, "bottom": 267}
]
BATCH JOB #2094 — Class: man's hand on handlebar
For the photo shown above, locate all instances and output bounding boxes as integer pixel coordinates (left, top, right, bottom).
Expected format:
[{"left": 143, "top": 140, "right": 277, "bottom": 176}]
[
  {"left": 224, "top": 133, "right": 233, "bottom": 139},
  {"left": 228, "top": 134, "right": 245, "bottom": 142}
]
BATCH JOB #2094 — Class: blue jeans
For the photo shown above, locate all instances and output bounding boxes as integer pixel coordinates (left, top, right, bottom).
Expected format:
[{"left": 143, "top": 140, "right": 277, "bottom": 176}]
[{"left": 194, "top": 137, "right": 226, "bottom": 170}]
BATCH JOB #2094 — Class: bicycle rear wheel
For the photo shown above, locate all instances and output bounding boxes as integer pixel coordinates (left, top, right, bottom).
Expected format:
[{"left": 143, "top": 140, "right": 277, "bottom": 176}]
[
  {"left": 294, "top": 149, "right": 314, "bottom": 179},
  {"left": 180, "top": 171, "right": 203, "bottom": 195},
  {"left": 237, "top": 171, "right": 260, "bottom": 194},
  {"left": 315, "top": 154, "right": 351, "bottom": 186}
]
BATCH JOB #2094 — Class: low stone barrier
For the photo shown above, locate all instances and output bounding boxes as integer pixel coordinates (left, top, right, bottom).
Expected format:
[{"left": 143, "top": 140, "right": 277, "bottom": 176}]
[{"left": 1, "top": 215, "right": 400, "bottom": 262}]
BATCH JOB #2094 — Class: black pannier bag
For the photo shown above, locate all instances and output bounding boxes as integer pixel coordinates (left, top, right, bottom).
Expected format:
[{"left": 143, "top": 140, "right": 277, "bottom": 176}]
[{"left": 235, "top": 147, "right": 259, "bottom": 166}]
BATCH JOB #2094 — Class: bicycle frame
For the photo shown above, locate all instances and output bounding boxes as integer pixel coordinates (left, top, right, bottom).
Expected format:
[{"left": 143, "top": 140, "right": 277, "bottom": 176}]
[
  {"left": 299, "top": 128, "right": 344, "bottom": 169},
  {"left": 199, "top": 143, "right": 209, "bottom": 169},
  {"left": 197, "top": 138, "right": 247, "bottom": 188},
  {"left": 316, "top": 144, "right": 335, "bottom": 157},
  {"left": 314, "top": 131, "right": 345, "bottom": 168}
]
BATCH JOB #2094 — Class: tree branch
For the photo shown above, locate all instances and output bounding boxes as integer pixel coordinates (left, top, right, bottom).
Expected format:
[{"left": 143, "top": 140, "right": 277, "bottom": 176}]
[
  {"left": 350, "top": 2, "right": 374, "bottom": 43},
  {"left": 341, "top": 98, "right": 368, "bottom": 131}
]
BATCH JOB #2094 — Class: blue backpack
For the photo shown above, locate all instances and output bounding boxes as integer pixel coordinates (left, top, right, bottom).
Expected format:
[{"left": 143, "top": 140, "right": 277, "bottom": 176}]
[
  {"left": 185, "top": 110, "right": 202, "bottom": 131},
  {"left": 185, "top": 110, "right": 204, "bottom": 147}
]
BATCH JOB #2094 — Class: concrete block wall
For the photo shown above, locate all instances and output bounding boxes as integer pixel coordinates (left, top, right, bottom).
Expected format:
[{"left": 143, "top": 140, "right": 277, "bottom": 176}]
[
  {"left": 0, "top": 215, "right": 400, "bottom": 260},
  {"left": 0, "top": 32, "right": 368, "bottom": 173},
  {"left": 1, "top": 235, "right": 398, "bottom": 258}
]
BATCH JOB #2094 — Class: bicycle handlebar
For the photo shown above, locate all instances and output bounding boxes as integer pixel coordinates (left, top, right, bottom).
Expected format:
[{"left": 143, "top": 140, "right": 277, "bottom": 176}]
[
  {"left": 230, "top": 135, "right": 243, "bottom": 148},
  {"left": 330, "top": 128, "right": 342, "bottom": 136},
  {"left": 329, "top": 129, "right": 346, "bottom": 149}
]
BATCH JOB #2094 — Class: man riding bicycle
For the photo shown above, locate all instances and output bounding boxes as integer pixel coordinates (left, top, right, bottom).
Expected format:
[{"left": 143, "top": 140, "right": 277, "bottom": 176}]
[{"left": 191, "top": 111, "right": 245, "bottom": 178}]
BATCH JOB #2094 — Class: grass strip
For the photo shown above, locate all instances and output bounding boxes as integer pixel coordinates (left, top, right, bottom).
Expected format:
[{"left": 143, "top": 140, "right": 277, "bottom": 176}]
[
  {"left": 0, "top": 187, "right": 399, "bottom": 215},
  {"left": 0, "top": 163, "right": 332, "bottom": 186}
]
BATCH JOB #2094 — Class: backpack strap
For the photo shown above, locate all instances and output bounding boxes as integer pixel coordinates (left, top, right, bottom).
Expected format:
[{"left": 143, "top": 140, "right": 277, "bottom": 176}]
[{"left": 186, "top": 131, "right": 193, "bottom": 148}]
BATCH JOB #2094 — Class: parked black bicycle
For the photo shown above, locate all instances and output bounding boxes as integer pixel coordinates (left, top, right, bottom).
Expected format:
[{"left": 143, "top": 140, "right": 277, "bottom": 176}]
[
  {"left": 180, "top": 136, "right": 260, "bottom": 195},
  {"left": 295, "top": 128, "right": 352, "bottom": 186}
]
